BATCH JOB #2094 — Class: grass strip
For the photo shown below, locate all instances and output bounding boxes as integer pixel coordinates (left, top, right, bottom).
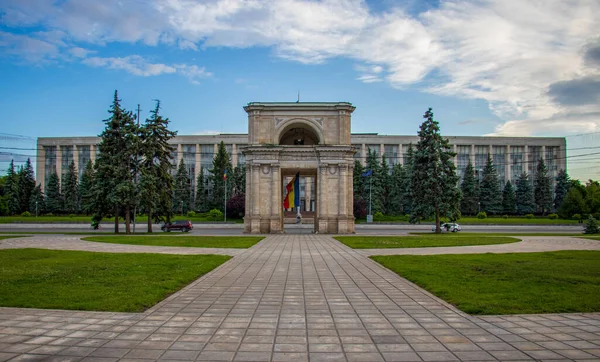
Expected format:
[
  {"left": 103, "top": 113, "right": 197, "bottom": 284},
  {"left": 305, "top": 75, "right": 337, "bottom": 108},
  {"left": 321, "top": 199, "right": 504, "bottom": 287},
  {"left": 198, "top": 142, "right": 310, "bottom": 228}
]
[
  {"left": 82, "top": 235, "right": 264, "bottom": 248},
  {"left": 579, "top": 236, "right": 600, "bottom": 241},
  {"left": 0, "top": 235, "right": 28, "bottom": 241},
  {"left": 334, "top": 235, "right": 519, "bottom": 249},
  {"left": 0, "top": 249, "right": 230, "bottom": 312},
  {"left": 371, "top": 251, "right": 600, "bottom": 315}
]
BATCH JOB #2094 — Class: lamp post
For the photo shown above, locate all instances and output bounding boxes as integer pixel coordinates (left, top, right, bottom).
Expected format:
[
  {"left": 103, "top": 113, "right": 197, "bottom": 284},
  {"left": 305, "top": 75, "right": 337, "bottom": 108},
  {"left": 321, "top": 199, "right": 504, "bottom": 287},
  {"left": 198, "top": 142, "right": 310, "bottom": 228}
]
[{"left": 35, "top": 201, "right": 38, "bottom": 217}]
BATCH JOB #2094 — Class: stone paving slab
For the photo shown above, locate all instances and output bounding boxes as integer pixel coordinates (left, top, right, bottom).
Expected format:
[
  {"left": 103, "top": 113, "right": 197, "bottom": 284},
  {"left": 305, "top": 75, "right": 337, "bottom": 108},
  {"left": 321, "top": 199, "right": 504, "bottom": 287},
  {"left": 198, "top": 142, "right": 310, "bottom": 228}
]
[
  {"left": 0, "top": 235, "right": 244, "bottom": 256},
  {"left": 358, "top": 236, "right": 600, "bottom": 256},
  {"left": 0, "top": 235, "right": 599, "bottom": 361}
]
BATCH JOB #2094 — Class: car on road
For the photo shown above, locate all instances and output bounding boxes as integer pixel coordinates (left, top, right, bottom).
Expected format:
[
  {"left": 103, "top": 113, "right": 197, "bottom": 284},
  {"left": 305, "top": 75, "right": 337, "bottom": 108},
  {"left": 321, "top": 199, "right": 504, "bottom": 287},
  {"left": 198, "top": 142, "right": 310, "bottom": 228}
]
[
  {"left": 161, "top": 220, "right": 193, "bottom": 232},
  {"left": 432, "top": 223, "right": 461, "bottom": 232}
]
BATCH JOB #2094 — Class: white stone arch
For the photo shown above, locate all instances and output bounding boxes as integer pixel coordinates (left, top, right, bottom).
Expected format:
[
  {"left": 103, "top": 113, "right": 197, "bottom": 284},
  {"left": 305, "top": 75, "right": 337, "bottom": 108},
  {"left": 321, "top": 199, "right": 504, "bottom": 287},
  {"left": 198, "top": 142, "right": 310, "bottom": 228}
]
[{"left": 275, "top": 118, "right": 324, "bottom": 145}]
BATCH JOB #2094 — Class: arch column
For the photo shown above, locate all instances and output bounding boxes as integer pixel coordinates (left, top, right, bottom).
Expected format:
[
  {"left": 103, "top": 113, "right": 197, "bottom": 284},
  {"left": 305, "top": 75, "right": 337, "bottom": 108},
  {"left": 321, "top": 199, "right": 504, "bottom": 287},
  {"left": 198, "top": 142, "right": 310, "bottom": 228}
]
[{"left": 270, "top": 164, "right": 282, "bottom": 232}]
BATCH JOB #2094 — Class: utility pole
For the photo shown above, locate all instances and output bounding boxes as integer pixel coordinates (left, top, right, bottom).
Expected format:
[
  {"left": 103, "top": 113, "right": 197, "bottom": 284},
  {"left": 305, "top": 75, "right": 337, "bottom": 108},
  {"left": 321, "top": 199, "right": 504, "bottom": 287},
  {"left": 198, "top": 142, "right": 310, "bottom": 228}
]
[{"left": 133, "top": 104, "right": 141, "bottom": 234}]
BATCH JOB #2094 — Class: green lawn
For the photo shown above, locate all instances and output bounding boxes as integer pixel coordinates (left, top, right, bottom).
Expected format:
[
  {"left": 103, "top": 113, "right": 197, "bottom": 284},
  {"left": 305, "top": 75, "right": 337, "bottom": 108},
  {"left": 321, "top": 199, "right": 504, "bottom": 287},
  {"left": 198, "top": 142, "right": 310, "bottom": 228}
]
[
  {"left": 410, "top": 232, "right": 583, "bottom": 237},
  {"left": 0, "top": 249, "right": 230, "bottom": 312},
  {"left": 82, "top": 235, "right": 264, "bottom": 248},
  {"left": 356, "top": 216, "right": 578, "bottom": 225},
  {"left": 371, "top": 251, "right": 600, "bottom": 314},
  {"left": 334, "top": 235, "right": 519, "bottom": 249},
  {"left": 0, "top": 235, "right": 28, "bottom": 241},
  {"left": 579, "top": 236, "right": 600, "bottom": 240}
]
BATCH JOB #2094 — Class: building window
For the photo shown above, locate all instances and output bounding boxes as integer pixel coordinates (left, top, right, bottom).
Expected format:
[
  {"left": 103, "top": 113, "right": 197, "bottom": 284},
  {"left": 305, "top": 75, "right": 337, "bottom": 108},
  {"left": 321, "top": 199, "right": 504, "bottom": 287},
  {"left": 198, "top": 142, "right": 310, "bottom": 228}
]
[
  {"left": 44, "top": 146, "right": 57, "bottom": 186},
  {"left": 201, "top": 144, "right": 214, "bottom": 169},
  {"left": 492, "top": 146, "right": 506, "bottom": 183},
  {"left": 77, "top": 145, "right": 90, "bottom": 179},
  {"left": 61, "top": 146, "right": 73, "bottom": 179},
  {"left": 237, "top": 144, "right": 246, "bottom": 165},
  {"left": 183, "top": 145, "right": 196, "bottom": 191},
  {"left": 384, "top": 145, "right": 398, "bottom": 166},
  {"left": 511, "top": 146, "right": 524, "bottom": 181},
  {"left": 456, "top": 145, "right": 471, "bottom": 180},
  {"left": 528, "top": 146, "right": 542, "bottom": 178}
]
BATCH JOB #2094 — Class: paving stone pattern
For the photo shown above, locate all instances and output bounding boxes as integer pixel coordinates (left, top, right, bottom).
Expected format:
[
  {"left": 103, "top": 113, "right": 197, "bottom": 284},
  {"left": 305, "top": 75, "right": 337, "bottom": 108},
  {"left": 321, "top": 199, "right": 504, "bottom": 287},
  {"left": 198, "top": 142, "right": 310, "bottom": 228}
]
[{"left": 0, "top": 234, "right": 599, "bottom": 361}]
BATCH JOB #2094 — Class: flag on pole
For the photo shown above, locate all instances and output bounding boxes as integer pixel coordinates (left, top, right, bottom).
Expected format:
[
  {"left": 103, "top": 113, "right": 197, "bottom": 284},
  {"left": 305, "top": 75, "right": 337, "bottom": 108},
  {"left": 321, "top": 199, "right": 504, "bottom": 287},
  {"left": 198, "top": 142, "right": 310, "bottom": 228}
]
[
  {"left": 361, "top": 169, "right": 373, "bottom": 177},
  {"left": 223, "top": 169, "right": 227, "bottom": 181},
  {"left": 283, "top": 172, "right": 300, "bottom": 209}
]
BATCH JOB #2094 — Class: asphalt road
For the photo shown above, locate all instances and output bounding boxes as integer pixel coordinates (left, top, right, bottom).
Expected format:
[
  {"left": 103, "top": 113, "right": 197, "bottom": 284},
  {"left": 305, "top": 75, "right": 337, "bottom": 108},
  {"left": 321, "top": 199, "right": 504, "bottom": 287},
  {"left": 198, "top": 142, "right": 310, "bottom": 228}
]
[{"left": 0, "top": 223, "right": 584, "bottom": 235}]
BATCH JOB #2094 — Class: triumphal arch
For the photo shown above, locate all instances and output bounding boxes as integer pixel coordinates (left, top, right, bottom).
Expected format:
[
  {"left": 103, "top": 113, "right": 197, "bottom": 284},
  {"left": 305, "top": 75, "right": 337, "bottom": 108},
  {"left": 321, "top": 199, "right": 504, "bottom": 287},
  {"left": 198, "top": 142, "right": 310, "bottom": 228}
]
[{"left": 241, "top": 102, "right": 356, "bottom": 234}]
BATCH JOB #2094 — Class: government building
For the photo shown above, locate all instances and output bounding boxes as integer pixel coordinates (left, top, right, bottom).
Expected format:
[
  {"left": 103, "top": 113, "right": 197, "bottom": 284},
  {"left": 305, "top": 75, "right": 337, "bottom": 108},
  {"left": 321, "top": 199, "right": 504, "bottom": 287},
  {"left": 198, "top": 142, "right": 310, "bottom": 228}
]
[{"left": 36, "top": 102, "right": 566, "bottom": 233}]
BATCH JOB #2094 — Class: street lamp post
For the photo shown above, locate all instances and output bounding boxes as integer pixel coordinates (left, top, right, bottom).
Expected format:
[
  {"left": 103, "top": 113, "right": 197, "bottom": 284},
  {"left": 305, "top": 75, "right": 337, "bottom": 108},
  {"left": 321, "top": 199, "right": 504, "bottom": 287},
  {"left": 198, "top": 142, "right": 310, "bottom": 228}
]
[{"left": 35, "top": 201, "right": 38, "bottom": 217}]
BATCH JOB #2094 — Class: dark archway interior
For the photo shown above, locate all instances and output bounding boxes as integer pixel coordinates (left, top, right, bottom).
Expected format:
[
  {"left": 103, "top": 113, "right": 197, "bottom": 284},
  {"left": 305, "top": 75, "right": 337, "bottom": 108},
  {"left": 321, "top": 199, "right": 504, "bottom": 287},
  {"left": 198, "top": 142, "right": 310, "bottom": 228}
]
[{"left": 279, "top": 124, "right": 320, "bottom": 145}]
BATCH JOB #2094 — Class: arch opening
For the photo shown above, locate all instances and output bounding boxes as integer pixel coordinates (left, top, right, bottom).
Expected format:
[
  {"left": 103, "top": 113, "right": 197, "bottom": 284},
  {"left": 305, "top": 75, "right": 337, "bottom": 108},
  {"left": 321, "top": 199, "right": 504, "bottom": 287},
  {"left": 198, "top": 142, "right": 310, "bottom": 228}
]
[{"left": 278, "top": 123, "right": 320, "bottom": 145}]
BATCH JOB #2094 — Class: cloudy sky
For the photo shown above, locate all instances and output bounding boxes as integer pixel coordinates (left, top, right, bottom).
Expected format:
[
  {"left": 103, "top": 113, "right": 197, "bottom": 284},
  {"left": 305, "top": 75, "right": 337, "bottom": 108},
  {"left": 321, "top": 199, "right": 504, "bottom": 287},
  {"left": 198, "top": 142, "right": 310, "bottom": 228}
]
[{"left": 1, "top": 0, "right": 599, "bottom": 180}]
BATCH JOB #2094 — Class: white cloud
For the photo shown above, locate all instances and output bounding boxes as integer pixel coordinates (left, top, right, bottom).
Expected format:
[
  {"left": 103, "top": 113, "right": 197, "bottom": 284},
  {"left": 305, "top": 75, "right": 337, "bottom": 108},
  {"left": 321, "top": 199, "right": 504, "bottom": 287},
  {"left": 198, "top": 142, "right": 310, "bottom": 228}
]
[{"left": 2, "top": 0, "right": 600, "bottom": 136}]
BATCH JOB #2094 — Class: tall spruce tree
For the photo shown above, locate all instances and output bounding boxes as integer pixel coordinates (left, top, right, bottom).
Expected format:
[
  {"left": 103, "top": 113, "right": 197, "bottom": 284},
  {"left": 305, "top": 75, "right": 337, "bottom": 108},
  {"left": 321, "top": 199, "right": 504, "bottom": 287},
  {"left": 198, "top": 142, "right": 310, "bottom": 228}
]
[
  {"left": 479, "top": 154, "right": 502, "bottom": 214},
  {"left": 389, "top": 163, "right": 405, "bottom": 215},
  {"left": 195, "top": 166, "right": 209, "bottom": 212},
  {"left": 502, "top": 180, "right": 516, "bottom": 214},
  {"left": 380, "top": 156, "right": 393, "bottom": 214},
  {"left": 79, "top": 160, "right": 94, "bottom": 215},
  {"left": 29, "top": 184, "right": 45, "bottom": 216},
  {"left": 138, "top": 100, "right": 176, "bottom": 232},
  {"left": 18, "top": 158, "right": 36, "bottom": 213},
  {"left": 410, "top": 108, "right": 461, "bottom": 232},
  {"left": 460, "top": 162, "right": 479, "bottom": 215},
  {"left": 62, "top": 160, "right": 79, "bottom": 214},
  {"left": 554, "top": 169, "right": 570, "bottom": 211},
  {"left": 209, "top": 141, "right": 232, "bottom": 212},
  {"left": 91, "top": 90, "right": 138, "bottom": 233},
  {"left": 173, "top": 159, "right": 192, "bottom": 215},
  {"left": 402, "top": 144, "right": 414, "bottom": 214},
  {"left": 515, "top": 172, "right": 535, "bottom": 214},
  {"left": 364, "top": 149, "right": 384, "bottom": 214},
  {"left": 5, "top": 160, "right": 20, "bottom": 215},
  {"left": 352, "top": 159, "right": 366, "bottom": 218},
  {"left": 231, "top": 164, "right": 246, "bottom": 196},
  {"left": 45, "top": 171, "right": 63, "bottom": 214},
  {"left": 533, "top": 158, "right": 553, "bottom": 215}
]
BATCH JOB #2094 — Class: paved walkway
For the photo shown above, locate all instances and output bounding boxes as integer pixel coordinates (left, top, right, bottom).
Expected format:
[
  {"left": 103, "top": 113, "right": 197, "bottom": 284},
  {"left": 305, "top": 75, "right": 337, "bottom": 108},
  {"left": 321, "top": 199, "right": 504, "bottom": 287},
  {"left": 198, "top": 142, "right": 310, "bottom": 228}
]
[{"left": 0, "top": 235, "right": 599, "bottom": 361}]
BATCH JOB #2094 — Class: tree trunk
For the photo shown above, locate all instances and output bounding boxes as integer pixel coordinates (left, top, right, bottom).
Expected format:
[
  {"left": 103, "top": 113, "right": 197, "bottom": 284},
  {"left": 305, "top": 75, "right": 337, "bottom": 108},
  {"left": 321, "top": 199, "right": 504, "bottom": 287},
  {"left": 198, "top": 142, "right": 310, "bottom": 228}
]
[
  {"left": 125, "top": 205, "right": 131, "bottom": 234},
  {"left": 147, "top": 204, "right": 153, "bottom": 233},
  {"left": 114, "top": 206, "right": 119, "bottom": 233},
  {"left": 435, "top": 206, "right": 441, "bottom": 234}
]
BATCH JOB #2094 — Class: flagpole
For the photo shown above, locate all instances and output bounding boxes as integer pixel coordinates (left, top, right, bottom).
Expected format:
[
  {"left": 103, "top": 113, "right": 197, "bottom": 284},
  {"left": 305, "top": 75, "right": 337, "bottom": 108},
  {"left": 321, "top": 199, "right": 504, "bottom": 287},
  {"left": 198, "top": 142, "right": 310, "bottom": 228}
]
[{"left": 224, "top": 170, "right": 227, "bottom": 223}]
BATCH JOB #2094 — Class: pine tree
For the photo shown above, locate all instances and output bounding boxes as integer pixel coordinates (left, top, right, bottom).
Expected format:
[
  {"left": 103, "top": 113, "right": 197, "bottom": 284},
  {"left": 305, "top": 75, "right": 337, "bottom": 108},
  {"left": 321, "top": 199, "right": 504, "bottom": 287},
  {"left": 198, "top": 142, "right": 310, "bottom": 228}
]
[
  {"left": 231, "top": 164, "right": 246, "bottom": 196},
  {"left": 45, "top": 171, "right": 63, "bottom": 214},
  {"left": 209, "top": 141, "right": 232, "bottom": 211},
  {"left": 173, "top": 159, "right": 192, "bottom": 215},
  {"left": 411, "top": 108, "right": 461, "bottom": 232},
  {"left": 515, "top": 172, "right": 535, "bottom": 214},
  {"left": 460, "top": 162, "right": 479, "bottom": 215},
  {"left": 79, "top": 160, "right": 94, "bottom": 215},
  {"left": 380, "top": 155, "right": 393, "bottom": 214},
  {"left": 5, "top": 160, "right": 20, "bottom": 215},
  {"left": 533, "top": 158, "right": 553, "bottom": 215},
  {"left": 554, "top": 169, "right": 570, "bottom": 211},
  {"left": 91, "top": 90, "right": 139, "bottom": 233},
  {"left": 195, "top": 166, "right": 209, "bottom": 213},
  {"left": 62, "top": 160, "right": 79, "bottom": 214},
  {"left": 18, "top": 158, "right": 36, "bottom": 213},
  {"left": 138, "top": 100, "right": 177, "bottom": 232},
  {"left": 29, "top": 185, "right": 45, "bottom": 216},
  {"left": 502, "top": 180, "right": 516, "bottom": 214},
  {"left": 479, "top": 154, "right": 502, "bottom": 214},
  {"left": 352, "top": 160, "right": 366, "bottom": 218},
  {"left": 389, "top": 163, "right": 405, "bottom": 215},
  {"left": 365, "top": 149, "right": 384, "bottom": 214}
]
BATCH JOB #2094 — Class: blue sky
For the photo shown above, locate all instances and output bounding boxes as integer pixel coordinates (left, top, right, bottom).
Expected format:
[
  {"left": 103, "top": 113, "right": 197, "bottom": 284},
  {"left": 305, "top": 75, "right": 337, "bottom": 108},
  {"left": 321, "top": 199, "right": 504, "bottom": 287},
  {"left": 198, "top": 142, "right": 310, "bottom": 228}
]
[{"left": 1, "top": 0, "right": 599, "bottom": 180}]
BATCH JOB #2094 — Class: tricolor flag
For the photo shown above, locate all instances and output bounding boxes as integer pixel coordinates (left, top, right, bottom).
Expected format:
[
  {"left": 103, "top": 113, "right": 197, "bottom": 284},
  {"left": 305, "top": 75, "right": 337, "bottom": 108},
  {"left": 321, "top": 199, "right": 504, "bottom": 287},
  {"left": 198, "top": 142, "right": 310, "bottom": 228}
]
[
  {"left": 283, "top": 172, "right": 300, "bottom": 209},
  {"left": 223, "top": 169, "right": 227, "bottom": 181}
]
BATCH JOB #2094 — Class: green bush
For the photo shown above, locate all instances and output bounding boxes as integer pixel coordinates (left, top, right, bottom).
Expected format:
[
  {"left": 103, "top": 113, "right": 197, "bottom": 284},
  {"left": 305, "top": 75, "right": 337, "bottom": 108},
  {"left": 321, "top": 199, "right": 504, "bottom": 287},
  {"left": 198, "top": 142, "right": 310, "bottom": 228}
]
[
  {"left": 208, "top": 209, "right": 223, "bottom": 221},
  {"left": 69, "top": 214, "right": 76, "bottom": 218},
  {"left": 373, "top": 212, "right": 384, "bottom": 222},
  {"left": 502, "top": 215, "right": 508, "bottom": 219},
  {"left": 548, "top": 213, "right": 558, "bottom": 220},
  {"left": 187, "top": 211, "right": 196, "bottom": 217},
  {"left": 45, "top": 213, "right": 53, "bottom": 217},
  {"left": 584, "top": 216, "right": 599, "bottom": 234},
  {"left": 573, "top": 214, "right": 582, "bottom": 220},
  {"left": 476, "top": 212, "right": 487, "bottom": 219},
  {"left": 525, "top": 214, "right": 534, "bottom": 219},
  {"left": 21, "top": 211, "right": 31, "bottom": 217}
]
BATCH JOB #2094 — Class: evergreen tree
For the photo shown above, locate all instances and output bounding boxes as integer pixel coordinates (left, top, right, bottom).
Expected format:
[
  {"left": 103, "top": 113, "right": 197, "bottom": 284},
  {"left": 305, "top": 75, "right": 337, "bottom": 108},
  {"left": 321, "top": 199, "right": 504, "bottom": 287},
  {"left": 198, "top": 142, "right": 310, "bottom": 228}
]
[
  {"left": 410, "top": 108, "right": 461, "bottom": 232},
  {"left": 533, "top": 158, "right": 553, "bottom": 215},
  {"left": 173, "top": 159, "right": 192, "bottom": 214},
  {"left": 138, "top": 100, "right": 176, "bottom": 232},
  {"left": 29, "top": 184, "right": 45, "bottom": 216},
  {"left": 0, "top": 176, "right": 9, "bottom": 216},
  {"left": 18, "top": 158, "right": 36, "bottom": 213},
  {"left": 195, "top": 166, "right": 209, "bottom": 213},
  {"left": 91, "top": 90, "right": 139, "bottom": 233},
  {"left": 402, "top": 144, "right": 414, "bottom": 214},
  {"left": 479, "top": 154, "right": 502, "bottom": 214},
  {"left": 208, "top": 141, "right": 232, "bottom": 211},
  {"left": 5, "top": 160, "right": 20, "bottom": 215},
  {"left": 62, "top": 160, "right": 79, "bottom": 214},
  {"left": 557, "top": 187, "right": 585, "bottom": 219},
  {"left": 584, "top": 180, "right": 600, "bottom": 216},
  {"left": 365, "top": 149, "right": 384, "bottom": 214},
  {"left": 45, "top": 171, "right": 63, "bottom": 214},
  {"left": 515, "top": 172, "right": 535, "bottom": 214},
  {"left": 502, "top": 180, "right": 516, "bottom": 214},
  {"left": 554, "top": 169, "right": 570, "bottom": 211},
  {"left": 380, "top": 155, "right": 393, "bottom": 214},
  {"left": 79, "top": 160, "right": 95, "bottom": 215},
  {"left": 460, "top": 162, "right": 479, "bottom": 215},
  {"left": 231, "top": 164, "right": 246, "bottom": 196},
  {"left": 352, "top": 160, "right": 366, "bottom": 218},
  {"left": 388, "top": 163, "right": 405, "bottom": 215}
]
